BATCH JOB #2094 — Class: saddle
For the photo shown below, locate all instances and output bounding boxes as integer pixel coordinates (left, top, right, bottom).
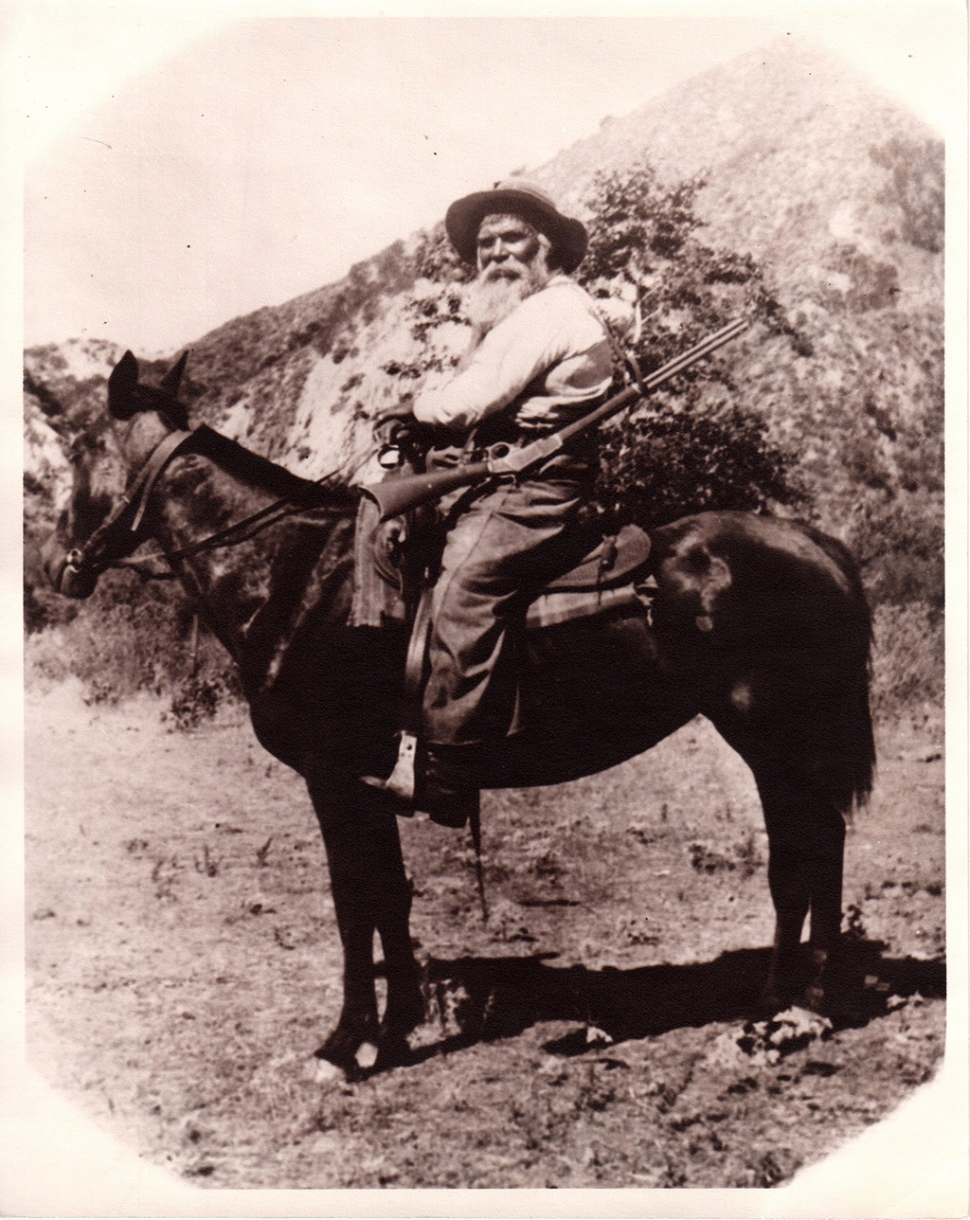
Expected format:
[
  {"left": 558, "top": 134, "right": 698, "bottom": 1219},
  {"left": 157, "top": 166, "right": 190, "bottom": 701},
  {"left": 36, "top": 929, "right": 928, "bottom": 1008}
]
[
  {"left": 351, "top": 484, "right": 655, "bottom": 809},
  {"left": 349, "top": 429, "right": 659, "bottom": 807},
  {"left": 349, "top": 492, "right": 653, "bottom": 632}
]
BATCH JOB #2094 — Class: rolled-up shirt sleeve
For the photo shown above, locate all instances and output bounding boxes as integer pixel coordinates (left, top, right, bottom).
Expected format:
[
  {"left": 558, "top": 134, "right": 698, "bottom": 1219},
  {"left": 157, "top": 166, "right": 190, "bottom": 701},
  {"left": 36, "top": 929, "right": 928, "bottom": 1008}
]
[{"left": 413, "top": 292, "right": 569, "bottom": 431}]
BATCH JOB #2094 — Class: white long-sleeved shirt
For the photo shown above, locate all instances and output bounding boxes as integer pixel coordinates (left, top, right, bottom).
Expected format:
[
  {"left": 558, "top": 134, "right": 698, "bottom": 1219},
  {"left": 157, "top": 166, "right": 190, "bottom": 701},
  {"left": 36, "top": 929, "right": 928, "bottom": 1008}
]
[{"left": 412, "top": 275, "right": 613, "bottom": 433}]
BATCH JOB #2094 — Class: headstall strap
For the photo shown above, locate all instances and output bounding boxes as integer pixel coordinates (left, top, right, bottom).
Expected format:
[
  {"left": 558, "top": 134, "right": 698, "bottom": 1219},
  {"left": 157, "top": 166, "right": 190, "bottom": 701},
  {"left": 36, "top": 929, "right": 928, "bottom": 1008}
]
[
  {"left": 128, "top": 429, "right": 197, "bottom": 531},
  {"left": 74, "top": 428, "right": 197, "bottom": 574}
]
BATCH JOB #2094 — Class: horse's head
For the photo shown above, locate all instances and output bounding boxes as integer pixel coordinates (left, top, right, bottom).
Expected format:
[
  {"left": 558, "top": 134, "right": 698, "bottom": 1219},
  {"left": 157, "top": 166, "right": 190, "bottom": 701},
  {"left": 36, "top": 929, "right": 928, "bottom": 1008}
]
[{"left": 42, "top": 350, "right": 190, "bottom": 598}]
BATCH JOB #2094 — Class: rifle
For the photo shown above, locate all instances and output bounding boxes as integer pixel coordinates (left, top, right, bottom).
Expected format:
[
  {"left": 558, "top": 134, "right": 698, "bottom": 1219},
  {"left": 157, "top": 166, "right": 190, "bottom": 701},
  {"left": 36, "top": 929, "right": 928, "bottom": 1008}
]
[{"left": 363, "top": 317, "right": 748, "bottom": 521}]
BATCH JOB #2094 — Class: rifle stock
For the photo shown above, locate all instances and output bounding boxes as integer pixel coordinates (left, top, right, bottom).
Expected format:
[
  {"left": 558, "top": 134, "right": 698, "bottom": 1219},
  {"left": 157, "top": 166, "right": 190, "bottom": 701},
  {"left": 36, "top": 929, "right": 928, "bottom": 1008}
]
[
  {"left": 363, "top": 459, "right": 493, "bottom": 521},
  {"left": 362, "top": 317, "right": 747, "bottom": 520}
]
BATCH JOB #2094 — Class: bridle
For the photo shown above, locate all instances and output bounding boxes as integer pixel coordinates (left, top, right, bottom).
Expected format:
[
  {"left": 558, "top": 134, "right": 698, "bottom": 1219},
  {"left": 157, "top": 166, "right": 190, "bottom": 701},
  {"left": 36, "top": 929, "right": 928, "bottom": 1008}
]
[
  {"left": 56, "top": 420, "right": 372, "bottom": 594},
  {"left": 56, "top": 425, "right": 196, "bottom": 592}
]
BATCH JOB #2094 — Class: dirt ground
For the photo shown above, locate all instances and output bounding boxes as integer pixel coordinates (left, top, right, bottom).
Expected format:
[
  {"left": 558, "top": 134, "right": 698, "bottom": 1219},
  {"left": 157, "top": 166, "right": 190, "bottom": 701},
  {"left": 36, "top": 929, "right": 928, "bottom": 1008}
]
[{"left": 24, "top": 681, "right": 945, "bottom": 1189}]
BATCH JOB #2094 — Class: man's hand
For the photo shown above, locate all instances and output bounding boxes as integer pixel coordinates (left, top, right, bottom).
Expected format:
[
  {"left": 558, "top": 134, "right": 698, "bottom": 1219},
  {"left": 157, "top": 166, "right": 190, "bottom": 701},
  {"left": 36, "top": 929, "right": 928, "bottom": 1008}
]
[
  {"left": 377, "top": 396, "right": 416, "bottom": 425},
  {"left": 373, "top": 401, "right": 438, "bottom": 471}
]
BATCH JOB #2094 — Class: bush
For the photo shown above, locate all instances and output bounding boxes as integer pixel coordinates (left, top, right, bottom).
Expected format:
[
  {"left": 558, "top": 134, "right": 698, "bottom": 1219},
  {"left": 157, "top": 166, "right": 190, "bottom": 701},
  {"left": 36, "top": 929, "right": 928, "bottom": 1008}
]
[
  {"left": 574, "top": 164, "right": 803, "bottom": 527},
  {"left": 869, "top": 602, "right": 944, "bottom": 725},
  {"left": 165, "top": 673, "right": 235, "bottom": 731},
  {"left": 593, "top": 397, "right": 802, "bottom": 530},
  {"left": 25, "top": 566, "right": 238, "bottom": 711}
]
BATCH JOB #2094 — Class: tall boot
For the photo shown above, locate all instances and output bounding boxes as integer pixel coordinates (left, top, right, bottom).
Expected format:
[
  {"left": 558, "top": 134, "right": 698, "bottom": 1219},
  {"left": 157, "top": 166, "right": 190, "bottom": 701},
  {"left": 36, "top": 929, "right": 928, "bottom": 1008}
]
[{"left": 418, "top": 745, "right": 480, "bottom": 829}]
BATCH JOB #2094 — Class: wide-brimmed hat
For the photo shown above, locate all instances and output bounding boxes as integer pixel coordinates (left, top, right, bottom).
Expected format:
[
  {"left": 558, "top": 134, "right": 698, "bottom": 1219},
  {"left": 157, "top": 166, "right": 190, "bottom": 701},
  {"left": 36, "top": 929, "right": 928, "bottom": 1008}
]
[{"left": 445, "top": 179, "right": 588, "bottom": 274}]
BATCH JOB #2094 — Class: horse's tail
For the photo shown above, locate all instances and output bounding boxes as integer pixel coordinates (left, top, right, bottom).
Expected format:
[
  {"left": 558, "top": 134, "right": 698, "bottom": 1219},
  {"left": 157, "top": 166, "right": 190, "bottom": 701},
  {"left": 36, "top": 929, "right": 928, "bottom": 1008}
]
[
  {"left": 806, "top": 527, "right": 876, "bottom": 813},
  {"left": 843, "top": 603, "right": 876, "bottom": 814}
]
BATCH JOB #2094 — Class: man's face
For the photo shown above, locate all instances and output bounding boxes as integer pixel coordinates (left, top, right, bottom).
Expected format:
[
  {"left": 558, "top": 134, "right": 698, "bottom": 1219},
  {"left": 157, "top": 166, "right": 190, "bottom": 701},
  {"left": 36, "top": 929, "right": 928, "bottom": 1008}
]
[
  {"left": 476, "top": 214, "right": 551, "bottom": 285},
  {"left": 466, "top": 213, "right": 555, "bottom": 334}
]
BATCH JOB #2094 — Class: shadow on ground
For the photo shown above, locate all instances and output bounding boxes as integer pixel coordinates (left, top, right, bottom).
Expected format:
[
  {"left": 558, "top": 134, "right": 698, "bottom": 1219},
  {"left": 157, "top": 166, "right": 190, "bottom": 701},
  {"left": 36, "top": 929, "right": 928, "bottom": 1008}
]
[{"left": 390, "top": 939, "right": 945, "bottom": 1065}]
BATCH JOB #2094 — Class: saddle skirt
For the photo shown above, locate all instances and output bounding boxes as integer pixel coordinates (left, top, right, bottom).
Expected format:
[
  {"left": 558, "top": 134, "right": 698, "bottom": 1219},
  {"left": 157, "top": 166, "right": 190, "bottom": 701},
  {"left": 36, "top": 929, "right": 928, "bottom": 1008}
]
[
  {"left": 526, "top": 524, "right": 653, "bottom": 629},
  {"left": 349, "top": 493, "right": 653, "bottom": 632}
]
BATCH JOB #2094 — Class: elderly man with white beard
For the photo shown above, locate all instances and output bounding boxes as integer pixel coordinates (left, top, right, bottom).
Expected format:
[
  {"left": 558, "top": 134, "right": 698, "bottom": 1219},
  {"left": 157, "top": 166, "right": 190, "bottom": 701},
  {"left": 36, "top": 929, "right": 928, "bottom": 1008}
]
[{"left": 381, "top": 181, "right": 615, "bottom": 827}]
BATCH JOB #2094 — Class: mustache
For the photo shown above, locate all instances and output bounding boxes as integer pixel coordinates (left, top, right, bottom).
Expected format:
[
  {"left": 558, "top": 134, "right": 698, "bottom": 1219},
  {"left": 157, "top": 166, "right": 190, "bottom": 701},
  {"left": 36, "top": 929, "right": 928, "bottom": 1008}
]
[{"left": 483, "top": 262, "right": 525, "bottom": 280}]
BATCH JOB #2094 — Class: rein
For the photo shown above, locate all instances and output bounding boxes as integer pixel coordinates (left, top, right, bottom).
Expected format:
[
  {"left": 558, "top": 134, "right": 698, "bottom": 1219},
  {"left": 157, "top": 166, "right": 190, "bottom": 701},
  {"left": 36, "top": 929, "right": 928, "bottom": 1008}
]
[
  {"left": 60, "top": 427, "right": 196, "bottom": 584},
  {"left": 117, "top": 490, "right": 311, "bottom": 573},
  {"left": 67, "top": 423, "right": 372, "bottom": 585}
]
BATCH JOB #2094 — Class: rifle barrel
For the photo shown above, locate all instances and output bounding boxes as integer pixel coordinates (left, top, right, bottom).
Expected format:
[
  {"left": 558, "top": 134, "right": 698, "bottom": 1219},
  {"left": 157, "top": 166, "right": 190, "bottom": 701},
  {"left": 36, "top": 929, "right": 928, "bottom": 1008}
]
[
  {"left": 641, "top": 318, "right": 748, "bottom": 390},
  {"left": 541, "top": 317, "right": 748, "bottom": 452}
]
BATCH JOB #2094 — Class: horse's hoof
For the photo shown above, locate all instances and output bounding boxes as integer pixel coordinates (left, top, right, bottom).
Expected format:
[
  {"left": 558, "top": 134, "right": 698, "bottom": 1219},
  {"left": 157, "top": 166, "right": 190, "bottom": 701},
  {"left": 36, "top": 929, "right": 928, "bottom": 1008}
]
[
  {"left": 316, "top": 1019, "right": 378, "bottom": 1075},
  {"left": 309, "top": 1056, "right": 345, "bottom": 1085},
  {"left": 803, "top": 982, "right": 826, "bottom": 1013},
  {"left": 371, "top": 996, "right": 424, "bottom": 1071}
]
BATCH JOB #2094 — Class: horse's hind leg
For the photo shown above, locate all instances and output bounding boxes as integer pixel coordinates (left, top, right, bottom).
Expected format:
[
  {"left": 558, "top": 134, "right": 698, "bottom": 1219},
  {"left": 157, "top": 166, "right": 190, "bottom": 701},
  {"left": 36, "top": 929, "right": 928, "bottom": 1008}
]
[
  {"left": 752, "top": 762, "right": 846, "bottom": 1012},
  {"left": 801, "top": 802, "right": 847, "bottom": 1010}
]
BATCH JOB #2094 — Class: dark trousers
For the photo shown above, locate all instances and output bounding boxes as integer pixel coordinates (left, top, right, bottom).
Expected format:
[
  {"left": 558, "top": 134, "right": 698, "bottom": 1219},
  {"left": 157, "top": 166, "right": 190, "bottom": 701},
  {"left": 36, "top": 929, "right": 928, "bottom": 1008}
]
[{"left": 423, "top": 451, "right": 594, "bottom": 748}]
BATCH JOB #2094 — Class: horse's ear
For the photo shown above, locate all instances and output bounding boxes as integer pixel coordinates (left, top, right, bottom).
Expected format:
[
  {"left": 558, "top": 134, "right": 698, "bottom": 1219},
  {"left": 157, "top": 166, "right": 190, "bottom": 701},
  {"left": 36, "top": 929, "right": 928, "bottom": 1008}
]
[
  {"left": 160, "top": 351, "right": 189, "bottom": 398},
  {"left": 166, "top": 398, "right": 191, "bottom": 431},
  {"left": 108, "top": 351, "right": 141, "bottom": 419}
]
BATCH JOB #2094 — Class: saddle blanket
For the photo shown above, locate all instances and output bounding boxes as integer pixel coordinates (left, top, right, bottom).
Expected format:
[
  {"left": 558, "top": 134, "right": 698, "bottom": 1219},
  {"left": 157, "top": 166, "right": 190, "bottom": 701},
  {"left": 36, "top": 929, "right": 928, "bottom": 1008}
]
[{"left": 525, "top": 584, "right": 649, "bottom": 629}]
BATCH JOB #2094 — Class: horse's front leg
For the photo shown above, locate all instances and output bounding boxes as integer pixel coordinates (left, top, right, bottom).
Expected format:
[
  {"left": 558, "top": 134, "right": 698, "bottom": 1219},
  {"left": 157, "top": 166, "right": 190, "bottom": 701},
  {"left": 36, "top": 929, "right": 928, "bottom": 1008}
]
[
  {"left": 375, "top": 884, "right": 425, "bottom": 1064},
  {"left": 305, "top": 760, "right": 423, "bottom": 1071}
]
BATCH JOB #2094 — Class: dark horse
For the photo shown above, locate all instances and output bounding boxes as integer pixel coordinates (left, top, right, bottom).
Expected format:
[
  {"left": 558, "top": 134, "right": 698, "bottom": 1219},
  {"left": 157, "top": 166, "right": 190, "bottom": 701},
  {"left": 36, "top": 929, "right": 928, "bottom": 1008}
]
[{"left": 42, "top": 352, "right": 875, "bottom": 1072}]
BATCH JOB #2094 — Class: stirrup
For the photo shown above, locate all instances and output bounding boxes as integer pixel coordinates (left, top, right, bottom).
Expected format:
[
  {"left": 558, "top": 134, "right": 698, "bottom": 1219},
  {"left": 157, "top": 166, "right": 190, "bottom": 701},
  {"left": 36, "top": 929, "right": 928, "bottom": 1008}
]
[{"left": 361, "top": 731, "right": 418, "bottom": 801}]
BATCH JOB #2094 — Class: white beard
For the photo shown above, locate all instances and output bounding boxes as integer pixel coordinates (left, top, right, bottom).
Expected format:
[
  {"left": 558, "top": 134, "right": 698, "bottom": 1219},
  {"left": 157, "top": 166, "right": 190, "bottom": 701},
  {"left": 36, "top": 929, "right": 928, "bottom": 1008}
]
[{"left": 466, "top": 258, "right": 553, "bottom": 335}]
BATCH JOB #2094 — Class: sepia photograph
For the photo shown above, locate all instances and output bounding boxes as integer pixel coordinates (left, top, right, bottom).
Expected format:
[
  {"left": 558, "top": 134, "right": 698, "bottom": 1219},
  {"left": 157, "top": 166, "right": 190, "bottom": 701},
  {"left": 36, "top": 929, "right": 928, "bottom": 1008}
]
[{"left": 6, "top": 1, "right": 967, "bottom": 1211}]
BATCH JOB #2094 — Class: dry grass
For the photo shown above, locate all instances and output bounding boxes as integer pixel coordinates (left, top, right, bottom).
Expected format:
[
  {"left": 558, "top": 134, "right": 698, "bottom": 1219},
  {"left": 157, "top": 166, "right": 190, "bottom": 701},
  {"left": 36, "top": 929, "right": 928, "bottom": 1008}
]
[{"left": 24, "top": 681, "right": 945, "bottom": 1188}]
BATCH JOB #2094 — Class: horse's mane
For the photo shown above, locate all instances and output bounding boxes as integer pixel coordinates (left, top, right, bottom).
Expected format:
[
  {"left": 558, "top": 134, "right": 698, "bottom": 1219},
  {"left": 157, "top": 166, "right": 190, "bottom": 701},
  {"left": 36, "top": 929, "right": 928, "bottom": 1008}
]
[{"left": 190, "top": 425, "right": 360, "bottom": 513}]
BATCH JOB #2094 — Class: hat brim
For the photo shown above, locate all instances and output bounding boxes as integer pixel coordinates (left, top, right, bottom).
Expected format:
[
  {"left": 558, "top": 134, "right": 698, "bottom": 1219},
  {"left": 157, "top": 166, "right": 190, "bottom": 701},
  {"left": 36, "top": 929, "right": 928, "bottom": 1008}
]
[{"left": 445, "top": 188, "right": 588, "bottom": 274}]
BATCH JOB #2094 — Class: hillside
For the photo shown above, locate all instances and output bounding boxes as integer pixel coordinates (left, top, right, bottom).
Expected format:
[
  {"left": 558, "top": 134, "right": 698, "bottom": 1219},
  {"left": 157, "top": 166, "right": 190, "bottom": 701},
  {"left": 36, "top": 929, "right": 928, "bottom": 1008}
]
[
  {"left": 539, "top": 40, "right": 941, "bottom": 302},
  {"left": 532, "top": 39, "right": 943, "bottom": 609},
  {"left": 24, "top": 38, "right": 944, "bottom": 714}
]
